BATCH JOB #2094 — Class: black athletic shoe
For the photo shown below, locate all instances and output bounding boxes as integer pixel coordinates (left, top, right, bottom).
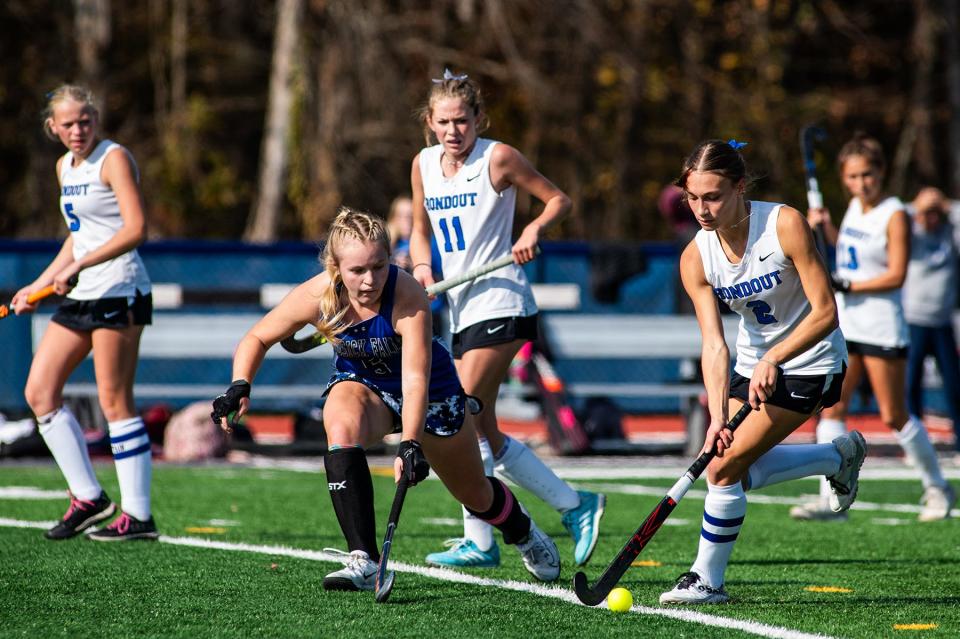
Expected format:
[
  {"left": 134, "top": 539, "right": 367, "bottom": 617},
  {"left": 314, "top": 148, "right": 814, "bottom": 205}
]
[
  {"left": 87, "top": 512, "right": 159, "bottom": 542},
  {"left": 45, "top": 492, "right": 116, "bottom": 540}
]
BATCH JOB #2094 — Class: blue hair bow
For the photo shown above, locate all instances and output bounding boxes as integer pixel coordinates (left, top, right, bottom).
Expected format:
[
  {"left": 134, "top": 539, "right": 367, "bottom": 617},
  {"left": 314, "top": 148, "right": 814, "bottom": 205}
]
[
  {"left": 727, "top": 139, "right": 748, "bottom": 150},
  {"left": 432, "top": 68, "right": 469, "bottom": 84}
]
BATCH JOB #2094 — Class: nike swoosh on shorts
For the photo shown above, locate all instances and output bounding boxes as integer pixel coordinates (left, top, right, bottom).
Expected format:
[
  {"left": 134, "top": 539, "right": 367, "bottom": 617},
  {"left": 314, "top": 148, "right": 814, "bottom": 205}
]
[{"left": 486, "top": 324, "right": 506, "bottom": 335}]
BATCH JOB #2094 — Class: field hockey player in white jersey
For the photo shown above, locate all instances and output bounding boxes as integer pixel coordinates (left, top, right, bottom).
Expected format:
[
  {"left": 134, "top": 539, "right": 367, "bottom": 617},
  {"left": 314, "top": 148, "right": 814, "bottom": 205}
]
[
  {"left": 12, "top": 85, "right": 156, "bottom": 541},
  {"left": 795, "top": 134, "right": 955, "bottom": 522},
  {"left": 660, "top": 139, "right": 863, "bottom": 605},
  {"left": 409, "top": 69, "right": 605, "bottom": 569}
]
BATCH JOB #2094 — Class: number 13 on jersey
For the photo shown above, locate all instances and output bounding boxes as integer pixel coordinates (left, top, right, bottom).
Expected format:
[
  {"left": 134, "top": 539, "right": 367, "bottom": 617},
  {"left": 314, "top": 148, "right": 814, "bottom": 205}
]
[{"left": 438, "top": 216, "right": 465, "bottom": 253}]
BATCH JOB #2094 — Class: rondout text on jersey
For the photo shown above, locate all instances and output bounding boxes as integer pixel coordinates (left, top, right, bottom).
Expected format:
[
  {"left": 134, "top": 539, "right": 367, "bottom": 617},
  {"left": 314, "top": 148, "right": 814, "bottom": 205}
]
[
  {"left": 712, "top": 270, "right": 783, "bottom": 302},
  {"left": 62, "top": 184, "right": 91, "bottom": 196},
  {"left": 424, "top": 192, "right": 478, "bottom": 211}
]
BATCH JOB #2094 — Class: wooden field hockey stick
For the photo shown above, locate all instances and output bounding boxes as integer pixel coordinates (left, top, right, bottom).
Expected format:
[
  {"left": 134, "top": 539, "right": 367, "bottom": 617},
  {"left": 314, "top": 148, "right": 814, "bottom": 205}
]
[
  {"left": 800, "top": 124, "right": 829, "bottom": 258},
  {"left": 572, "top": 403, "right": 753, "bottom": 606},
  {"left": 280, "top": 250, "right": 534, "bottom": 354},
  {"left": 374, "top": 475, "right": 410, "bottom": 604},
  {"left": 0, "top": 281, "right": 71, "bottom": 320}
]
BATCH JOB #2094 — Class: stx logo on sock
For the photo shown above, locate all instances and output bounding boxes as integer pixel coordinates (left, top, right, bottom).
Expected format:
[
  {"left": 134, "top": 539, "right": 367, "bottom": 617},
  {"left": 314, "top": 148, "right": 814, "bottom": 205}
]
[{"left": 328, "top": 481, "right": 347, "bottom": 491}]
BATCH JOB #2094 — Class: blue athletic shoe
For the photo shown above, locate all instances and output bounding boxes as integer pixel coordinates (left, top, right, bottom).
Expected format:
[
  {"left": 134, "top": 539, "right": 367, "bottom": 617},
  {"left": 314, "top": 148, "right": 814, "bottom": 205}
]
[
  {"left": 425, "top": 538, "right": 501, "bottom": 568},
  {"left": 562, "top": 491, "right": 606, "bottom": 566}
]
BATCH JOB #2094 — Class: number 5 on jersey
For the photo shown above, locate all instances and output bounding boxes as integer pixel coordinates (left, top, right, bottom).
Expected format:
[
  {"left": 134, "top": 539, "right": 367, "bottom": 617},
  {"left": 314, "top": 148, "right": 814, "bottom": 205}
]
[
  {"left": 438, "top": 216, "right": 465, "bottom": 253},
  {"left": 64, "top": 203, "right": 81, "bottom": 231}
]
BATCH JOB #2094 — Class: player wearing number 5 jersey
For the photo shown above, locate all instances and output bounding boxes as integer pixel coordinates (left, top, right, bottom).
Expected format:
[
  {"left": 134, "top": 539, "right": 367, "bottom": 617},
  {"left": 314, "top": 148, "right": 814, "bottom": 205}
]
[
  {"left": 796, "top": 135, "right": 955, "bottom": 522},
  {"left": 661, "top": 139, "right": 862, "bottom": 605},
  {"left": 12, "top": 85, "right": 156, "bottom": 541},
  {"left": 410, "top": 70, "right": 604, "bottom": 570}
]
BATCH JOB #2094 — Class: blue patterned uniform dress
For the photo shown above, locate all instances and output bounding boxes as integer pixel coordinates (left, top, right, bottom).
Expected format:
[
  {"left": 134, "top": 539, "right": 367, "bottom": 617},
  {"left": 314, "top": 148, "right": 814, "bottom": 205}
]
[{"left": 323, "top": 265, "right": 466, "bottom": 436}]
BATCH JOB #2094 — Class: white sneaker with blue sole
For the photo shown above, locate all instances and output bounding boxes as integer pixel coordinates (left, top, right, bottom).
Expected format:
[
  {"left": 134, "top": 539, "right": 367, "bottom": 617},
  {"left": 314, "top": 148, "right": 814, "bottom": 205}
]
[
  {"left": 425, "top": 538, "right": 501, "bottom": 568},
  {"left": 561, "top": 490, "right": 605, "bottom": 566}
]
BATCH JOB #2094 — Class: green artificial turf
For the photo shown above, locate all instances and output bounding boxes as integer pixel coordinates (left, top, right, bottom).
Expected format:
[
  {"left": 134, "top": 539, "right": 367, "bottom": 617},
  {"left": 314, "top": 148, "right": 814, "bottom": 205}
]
[{"left": 0, "top": 463, "right": 957, "bottom": 638}]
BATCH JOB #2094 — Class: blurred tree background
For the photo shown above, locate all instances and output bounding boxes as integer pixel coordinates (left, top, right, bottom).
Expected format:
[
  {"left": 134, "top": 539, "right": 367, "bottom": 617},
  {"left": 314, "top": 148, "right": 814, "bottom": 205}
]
[{"left": 2, "top": 0, "right": 958, "bottom": 242}]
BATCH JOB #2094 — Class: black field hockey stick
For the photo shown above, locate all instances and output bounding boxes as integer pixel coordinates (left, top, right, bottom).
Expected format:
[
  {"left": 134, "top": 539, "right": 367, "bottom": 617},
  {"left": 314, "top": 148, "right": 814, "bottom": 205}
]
[
  {"left": 800, "top": 124, "right": 828, "bottom": 258},
  {"left": 280, "top": 249, "right": 535, "bottom": 353},
  {"left": 374, "top": 475, "right": 410, "bottom": 604},
  {"left": 572, "top": 403, "right": 753, "bottom": 606}
]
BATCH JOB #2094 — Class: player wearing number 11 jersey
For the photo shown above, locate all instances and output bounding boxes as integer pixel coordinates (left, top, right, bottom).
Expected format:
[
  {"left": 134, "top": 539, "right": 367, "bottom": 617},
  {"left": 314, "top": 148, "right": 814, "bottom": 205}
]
[{"left": 410, "top": 69, "right": 604, "bottom": 570}]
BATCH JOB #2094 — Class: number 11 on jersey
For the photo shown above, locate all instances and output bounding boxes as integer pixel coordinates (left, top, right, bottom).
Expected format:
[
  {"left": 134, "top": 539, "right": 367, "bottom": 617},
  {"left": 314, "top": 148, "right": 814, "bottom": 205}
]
[{"left": 438, "top": 216, "right": 465, "bottom": 253}]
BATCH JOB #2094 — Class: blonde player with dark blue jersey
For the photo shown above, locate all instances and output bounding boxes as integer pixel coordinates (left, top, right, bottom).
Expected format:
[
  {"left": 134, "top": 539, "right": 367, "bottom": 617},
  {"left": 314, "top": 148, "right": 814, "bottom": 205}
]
[
  {"left": 795, "top": 135, "right": 955, "bottom": 522},
  {"left": 660, "top": 140, "right": 864, "bottom": 605},
  {"left": 211, "top": 208, "right": 561, "bottom": 591},
  {"left": 409, "top": 70, "right": 604, "bottom": 570},
  {"left": 12, "top": 85, "right": 156, "bottom": 541}
]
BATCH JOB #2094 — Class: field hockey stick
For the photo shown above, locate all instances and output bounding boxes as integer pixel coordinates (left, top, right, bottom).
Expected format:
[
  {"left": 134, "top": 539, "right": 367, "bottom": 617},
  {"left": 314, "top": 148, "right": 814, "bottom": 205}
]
[
  {"left": 374, "top": 475, "right": 410, "bottom": 604},
  {"left": 800, "top": 124, "right": 828, "bottom": 257},
  {"left": 280, "top": 250, "right": 532, "bottom": 353},
  {"left": 0, "top": 277, "right": 77, "bottom": 320},
  {"left": 572, "top": 403, "right": 753, "bottom": 606}
]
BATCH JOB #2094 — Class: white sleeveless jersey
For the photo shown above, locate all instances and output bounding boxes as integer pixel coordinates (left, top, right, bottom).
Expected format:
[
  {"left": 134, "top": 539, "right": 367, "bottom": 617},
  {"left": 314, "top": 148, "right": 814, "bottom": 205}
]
[
  {"left": 834, "top": 196, "right": 908, "bottom": 347},
  {"left": 695, "top": 201, "right": 846, "bottom": 377},
  {"left": 419, "top": 138, "right": 537, "bottom": 332},
  {"left": 59, "top": 140, "right": 151, "bottom": 300}
]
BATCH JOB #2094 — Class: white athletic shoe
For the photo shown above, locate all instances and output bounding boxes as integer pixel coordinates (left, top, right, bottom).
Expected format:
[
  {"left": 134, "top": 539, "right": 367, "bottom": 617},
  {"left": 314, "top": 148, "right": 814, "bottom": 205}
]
[
  {"left": 789, "top": 499, "right": 849, "bottom": 522},
  {"left": 659, "top": 571, "right": 730, "bottom": 605},
  {"left": 515, "top": 522, "right": 561, "bottom": 582},
  {"left": 827, "top": 430, "right": 867, "bottom": 513},
  {"left": 918, "top": 484, "right": 956, "bottom": 522},
  {"left": 322, "top": 549, "right": 378, "bottom": 591}
]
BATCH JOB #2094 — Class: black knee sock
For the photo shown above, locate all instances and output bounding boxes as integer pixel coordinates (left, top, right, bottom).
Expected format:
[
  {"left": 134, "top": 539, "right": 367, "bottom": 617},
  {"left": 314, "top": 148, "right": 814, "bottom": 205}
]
[
  {"left": 465, "top": 477, "right": 531, "bottom": 545},
  {"left": 323, "top": 447, "right": 379, "bottom": 560}
]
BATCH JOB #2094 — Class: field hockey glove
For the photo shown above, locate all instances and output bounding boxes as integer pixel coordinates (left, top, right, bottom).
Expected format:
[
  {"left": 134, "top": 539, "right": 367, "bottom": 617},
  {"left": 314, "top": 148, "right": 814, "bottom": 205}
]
[
  {"left": 830, "top": 274, "right": 851, "bottom": 293},
  {"left": 397, "top": 440, "right": 430, "bottom": 485},
  {"left": 211, "top": 380, "right": 251, "bottom": 425}
]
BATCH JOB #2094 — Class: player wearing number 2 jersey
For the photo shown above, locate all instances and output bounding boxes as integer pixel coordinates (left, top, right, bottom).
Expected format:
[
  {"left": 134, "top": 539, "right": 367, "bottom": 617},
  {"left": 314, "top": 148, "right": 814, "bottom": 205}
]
[
  {"left": 409, "top": 70, "right": 604, "bottom": 570},
  {"left": 12, "top": 85, "right": 156, "bottom": 541},
  {"left": 797, "top": 134, "right": 954, "bottom": 522},
  {"left": 661, "top": 139, "right": 862, "bottom": 605}
]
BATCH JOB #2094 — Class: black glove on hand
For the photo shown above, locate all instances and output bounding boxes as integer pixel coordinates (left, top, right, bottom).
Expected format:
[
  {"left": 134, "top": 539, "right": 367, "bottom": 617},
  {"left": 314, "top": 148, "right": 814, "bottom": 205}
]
[
  {"left": 397, "top": 439, "right": 430, "bottom": 485},
  {"left": 211, "top": 380, "right": 251, "bottom": 426},
  {"left": 830, "top": 274, "right": 851, "bottom": 293}
]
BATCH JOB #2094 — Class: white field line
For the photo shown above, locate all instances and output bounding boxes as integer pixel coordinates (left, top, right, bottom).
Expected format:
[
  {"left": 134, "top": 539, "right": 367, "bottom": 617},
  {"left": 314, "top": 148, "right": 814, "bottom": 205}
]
[
  {"left": 0, "top": 487, "right": 66, "bottom": 500},
  {"left": 576, "top": 482, "right": 960, "bottom": 518},
  {"left": 234, "top": 456, "right": 960, "bottom": 481},
  {"left": 0, "top": 516, "right": 833, "bottom": 639}
]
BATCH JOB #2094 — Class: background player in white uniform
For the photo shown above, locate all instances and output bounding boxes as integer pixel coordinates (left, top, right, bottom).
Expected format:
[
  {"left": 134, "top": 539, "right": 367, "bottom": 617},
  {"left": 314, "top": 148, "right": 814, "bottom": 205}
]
[
  {"left": 798, "top": 135, "right": 955, "bottom": 522},
  {"left": 12, "top": 85, "right": 156, "bottom": 541},
  {"left": 661, "top": 139, "right": 864, "bottom": 605},
  {"left": 409, "top": 70, "right": 604, "bottom": 569}
]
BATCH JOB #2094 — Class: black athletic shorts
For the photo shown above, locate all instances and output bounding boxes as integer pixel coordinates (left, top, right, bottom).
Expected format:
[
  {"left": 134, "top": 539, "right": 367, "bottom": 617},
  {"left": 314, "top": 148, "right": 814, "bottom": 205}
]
[
  {"left": 730, "top": 363, "right": 846, "bottom": 415},
  {"left": 846, "top": 340, "right": 908, "bottom": 360},
  {"left": 51, "top": 290, "right": 153, "bottom": 331},
  {"left": 451, "top": 314, "right": 539, "bottom": 359}
]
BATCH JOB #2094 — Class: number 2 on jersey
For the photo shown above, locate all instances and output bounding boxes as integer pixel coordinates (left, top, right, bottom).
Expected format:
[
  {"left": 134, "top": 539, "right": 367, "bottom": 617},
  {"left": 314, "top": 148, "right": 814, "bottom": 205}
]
[
  {"left": 64, "top": 203, "right": 81, "bottom": 231},
  {"left": 438, "top": 216, "right": 465, "bottom": 253},
  {"left": 746, "top": 300, "right": 778, "bottom": 325}
]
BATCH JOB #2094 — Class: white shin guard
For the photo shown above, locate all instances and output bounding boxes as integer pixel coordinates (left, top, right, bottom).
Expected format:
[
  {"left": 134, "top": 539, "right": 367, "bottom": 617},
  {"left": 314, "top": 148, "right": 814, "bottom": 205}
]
[
  {"left": 494, "top": 436, "right": 579, "bottom": 512},
  {"left": 462, "top": 437, "right": 496, "bottom": 551},
  {"left": 816, "top": 419, "right": 847, "bottom": 499},
  {"left": 109, "top": 416, "right": 153, "bottom": 521},
  {"left": 37, "top": 406, "right": 101, "bottom": 500},
  {"left": 897, "top": 417, "right": 946, "bottom": 489}
]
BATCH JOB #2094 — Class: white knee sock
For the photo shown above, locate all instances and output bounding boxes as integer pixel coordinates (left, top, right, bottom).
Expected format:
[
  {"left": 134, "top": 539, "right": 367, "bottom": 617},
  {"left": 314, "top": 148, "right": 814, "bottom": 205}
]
[
  {"left": 816, "top": 419, "right": 847, "bottom": 500},
  {"left": 494, "top": 435, "right": 580, "bottom": 512},
  {"left": 896, "top": 417, "right": 946, "bottom": 489},
  {"left": 109, "top": 416, "right": 153, "bottom": 520},
  {"left": 691, "top": 482, "right": 747, "bottom": 588},
  {"left": 37, "top": 406, "right": 101, "bottom": 500},
  {"left": 462, "top": 437, "right": 496, "bottom": 551},
  {"left": 746, "top": 444, "right": 842, "bottom": 491}
]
